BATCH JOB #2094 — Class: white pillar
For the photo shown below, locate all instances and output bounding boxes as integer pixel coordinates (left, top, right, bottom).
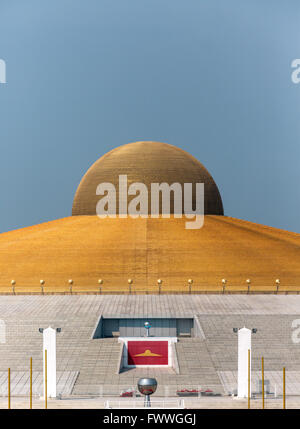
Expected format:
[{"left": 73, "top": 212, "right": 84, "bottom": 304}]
[
  {"left": 237, "top": 327, "right": 251, "bottom": 398},
  {"left": 43, "top": 327, "right": 57, "bottom": 398}
]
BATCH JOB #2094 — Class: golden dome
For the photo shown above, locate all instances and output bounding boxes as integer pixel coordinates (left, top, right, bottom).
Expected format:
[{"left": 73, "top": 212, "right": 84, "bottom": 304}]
[{"left": 72, "top": 141, "right": 224, "bottom": 216}]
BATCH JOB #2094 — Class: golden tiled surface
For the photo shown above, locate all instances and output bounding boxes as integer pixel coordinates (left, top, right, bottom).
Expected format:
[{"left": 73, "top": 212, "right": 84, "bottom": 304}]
[
  {"left": 72, "top": 141, "right": 223, "bottom": 216},
  {"left": 0, "top": 215, "right": 299, "bottom": 293}
]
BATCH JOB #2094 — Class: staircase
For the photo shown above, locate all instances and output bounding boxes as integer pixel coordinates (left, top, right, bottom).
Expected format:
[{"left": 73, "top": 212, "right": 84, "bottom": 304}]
[
  {"left": 72, "top": 337, "right": 225, "bottom": 396},
  {"left": 199, "top": 314, "right": 300, "bottom": 372},
  {"left": 72, "top": 338, "right": 122, "bottom": 395},
  {"left": 175, "top": 338, "right": 224, "bottom": 393}
]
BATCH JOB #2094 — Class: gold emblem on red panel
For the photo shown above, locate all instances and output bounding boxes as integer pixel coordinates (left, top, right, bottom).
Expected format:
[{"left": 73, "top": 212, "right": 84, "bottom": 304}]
[{"left": 134, "top": 349, "right": 162, "bottom": 357}]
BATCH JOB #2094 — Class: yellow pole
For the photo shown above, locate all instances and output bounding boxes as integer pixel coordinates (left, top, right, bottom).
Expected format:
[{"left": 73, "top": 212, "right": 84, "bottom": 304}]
[
  {"left": 8, "top": 368, "right": 10, "bottom": 409},
  {"left": 30, "top": 357, "right": 32, "bottom": 409},
  {"left": 248, "top": 349, "right": 250, "bottom": 409},
  {"left": 262, "top": 357, "right": 264, "bottom": 409},
  {"left": 283, "top": 367, "right": 286, "bottom": 409},
  {"left": 45, "top": 349, "right": 47, "bottom": 409}
]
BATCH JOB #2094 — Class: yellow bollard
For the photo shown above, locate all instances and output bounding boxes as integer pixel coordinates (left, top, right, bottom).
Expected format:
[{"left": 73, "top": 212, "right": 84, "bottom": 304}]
[
  {"left": 262, "top": 357, "right": 264, "bottom": 409},
  {"left": 45, "top": 349, "right": 47, "bottom": 409},
  {"left": 30, "top": 357, "right": 32, "bottom": 409},
  {"left": 283, "top": 367, "right": 286, "bottom": 409},
  {"left": 8, "top": 368, "right": 10, "bottom": 409},
  {"left": 248, "top": 349, "right": 250, "bottom": 409}
]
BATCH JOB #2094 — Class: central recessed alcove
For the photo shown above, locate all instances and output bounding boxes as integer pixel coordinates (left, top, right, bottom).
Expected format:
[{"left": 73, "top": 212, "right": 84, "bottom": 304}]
[{"left": 93, "top": 317, "right": 195, "bottom": 338}]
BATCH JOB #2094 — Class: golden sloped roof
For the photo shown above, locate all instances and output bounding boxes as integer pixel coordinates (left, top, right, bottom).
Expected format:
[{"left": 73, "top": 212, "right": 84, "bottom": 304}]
[{"left": 0, "top": 215, "right": 299, "bottom": 293}]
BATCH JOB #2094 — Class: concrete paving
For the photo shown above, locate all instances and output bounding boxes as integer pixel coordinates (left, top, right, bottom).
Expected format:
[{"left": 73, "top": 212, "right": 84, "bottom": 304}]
[
  {"left": 1, "top": 294, "right": 300, "bottom": 319},
  {"left": 0, "top": 395, "right": 298, "bottom": 409}
]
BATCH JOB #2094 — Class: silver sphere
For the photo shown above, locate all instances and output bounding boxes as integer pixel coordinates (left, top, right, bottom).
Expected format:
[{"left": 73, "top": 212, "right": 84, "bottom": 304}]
[{"left": 137, "top": 378, "right": 157, "bottom": 396}]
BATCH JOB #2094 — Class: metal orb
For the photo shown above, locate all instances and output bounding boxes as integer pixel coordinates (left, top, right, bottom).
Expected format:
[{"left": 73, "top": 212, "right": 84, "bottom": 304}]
[{"left": 137, "top": 378, "right": 157, "bottom": 396}]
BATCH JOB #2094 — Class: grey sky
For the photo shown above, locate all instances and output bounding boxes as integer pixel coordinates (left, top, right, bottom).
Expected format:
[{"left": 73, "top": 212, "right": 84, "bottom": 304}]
[{"left": 0, "top": 0, "right": 299, "bottom": 233}]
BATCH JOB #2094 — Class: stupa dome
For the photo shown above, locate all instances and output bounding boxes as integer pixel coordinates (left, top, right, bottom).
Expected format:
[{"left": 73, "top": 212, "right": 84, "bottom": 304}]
[{"left": 72, "top": 141, "right": 224, "bottom": 216}]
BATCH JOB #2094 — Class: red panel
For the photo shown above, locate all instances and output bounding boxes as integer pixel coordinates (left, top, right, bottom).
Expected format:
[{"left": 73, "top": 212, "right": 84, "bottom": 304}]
[{"left": 128, "top": 341, "right": 168, "bottom": 365}]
